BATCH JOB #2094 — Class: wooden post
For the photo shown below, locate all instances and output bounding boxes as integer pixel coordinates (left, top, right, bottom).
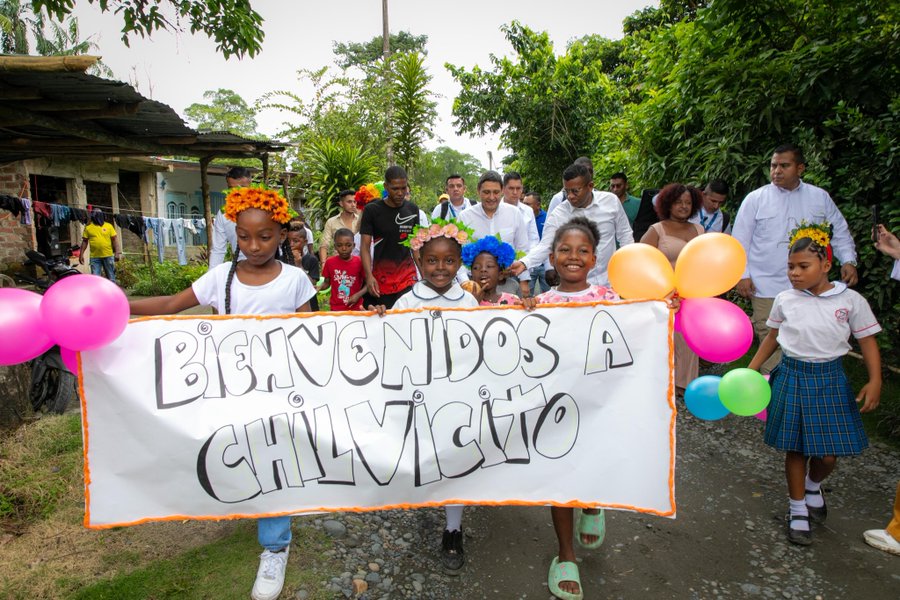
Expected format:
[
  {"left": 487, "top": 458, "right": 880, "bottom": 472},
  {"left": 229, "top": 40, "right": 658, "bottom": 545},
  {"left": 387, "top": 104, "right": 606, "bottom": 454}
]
[
  {"left": 200, "top": 156, "right": 213, "bottom": 254},
  {"left": 261, "top": 153, "right": 269, "bottom": 185}
]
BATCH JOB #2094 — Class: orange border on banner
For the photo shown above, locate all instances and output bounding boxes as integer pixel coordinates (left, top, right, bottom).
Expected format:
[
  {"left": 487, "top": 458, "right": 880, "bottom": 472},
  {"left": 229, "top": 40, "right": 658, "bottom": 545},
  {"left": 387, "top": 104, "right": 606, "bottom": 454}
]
[{"left": 82, "top": 300, "right": 677, "bottom": 529}]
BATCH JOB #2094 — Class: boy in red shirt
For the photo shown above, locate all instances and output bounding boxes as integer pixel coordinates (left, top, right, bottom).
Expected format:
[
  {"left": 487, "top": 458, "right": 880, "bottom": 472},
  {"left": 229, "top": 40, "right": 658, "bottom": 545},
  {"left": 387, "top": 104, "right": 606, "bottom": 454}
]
[{"left": 319, "top": 228, "right": 367, "bottom": 311}]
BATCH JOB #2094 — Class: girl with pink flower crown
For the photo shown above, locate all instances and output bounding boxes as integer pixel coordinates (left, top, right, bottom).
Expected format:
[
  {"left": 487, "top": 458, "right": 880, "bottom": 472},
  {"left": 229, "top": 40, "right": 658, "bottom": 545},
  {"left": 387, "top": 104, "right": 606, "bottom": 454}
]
[{"left": 370, "top": 218, "right": 478, "bottom": 575}]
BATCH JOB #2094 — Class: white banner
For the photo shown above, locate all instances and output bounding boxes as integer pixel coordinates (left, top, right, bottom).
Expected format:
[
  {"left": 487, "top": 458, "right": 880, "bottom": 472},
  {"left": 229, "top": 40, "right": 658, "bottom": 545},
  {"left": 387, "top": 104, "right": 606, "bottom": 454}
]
[{"left": 79, "top": 301, "right": 676, "bottom": 529}]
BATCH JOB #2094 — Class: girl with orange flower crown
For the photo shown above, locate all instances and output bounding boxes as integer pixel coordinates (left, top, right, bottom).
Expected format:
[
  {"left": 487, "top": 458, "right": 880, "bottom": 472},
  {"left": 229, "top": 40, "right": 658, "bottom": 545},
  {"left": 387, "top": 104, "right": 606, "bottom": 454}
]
[
  {"left": 749, "top": 221, "right": 882, "bottom": 548},
  {"left": 129, "top": 186, "right": 316, "bottom": 600}
]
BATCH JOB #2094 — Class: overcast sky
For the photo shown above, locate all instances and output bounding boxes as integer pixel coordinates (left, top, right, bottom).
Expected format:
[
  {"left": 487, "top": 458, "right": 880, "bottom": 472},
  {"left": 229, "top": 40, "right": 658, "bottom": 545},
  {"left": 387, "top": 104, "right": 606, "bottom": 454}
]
[{"left": 73, "top": 1, "right": 656, "bottom": 169}]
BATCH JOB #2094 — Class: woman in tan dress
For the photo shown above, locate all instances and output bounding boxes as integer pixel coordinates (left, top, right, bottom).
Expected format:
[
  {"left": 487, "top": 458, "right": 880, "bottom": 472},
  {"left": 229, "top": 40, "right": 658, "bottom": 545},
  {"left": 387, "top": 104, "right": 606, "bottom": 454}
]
[{"left": 641, "top": 183, "right": 704, "bottom": 394}]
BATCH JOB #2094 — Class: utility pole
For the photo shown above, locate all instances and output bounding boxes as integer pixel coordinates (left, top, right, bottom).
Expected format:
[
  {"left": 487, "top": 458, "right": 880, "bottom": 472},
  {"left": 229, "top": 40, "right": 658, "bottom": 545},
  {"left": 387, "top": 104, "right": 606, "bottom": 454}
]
[{"left": 382, "top": 0, "right": 394, "bottom": 166}]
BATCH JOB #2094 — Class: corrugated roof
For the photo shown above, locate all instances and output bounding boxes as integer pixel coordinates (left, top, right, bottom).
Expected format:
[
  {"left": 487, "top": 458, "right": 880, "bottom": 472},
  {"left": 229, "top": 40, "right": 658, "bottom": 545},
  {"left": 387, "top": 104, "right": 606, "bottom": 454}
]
[{"left": 0, "top": 56, "right": 284, "bottom": 163}]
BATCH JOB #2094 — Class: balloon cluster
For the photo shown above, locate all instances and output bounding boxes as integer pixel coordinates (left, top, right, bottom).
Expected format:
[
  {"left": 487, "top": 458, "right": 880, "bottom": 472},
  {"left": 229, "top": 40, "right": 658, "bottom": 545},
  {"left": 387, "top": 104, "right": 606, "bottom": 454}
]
[
  {"left": 0, "top": 275, "right": 130, "bottom": 370},
  {"left": 608, "top": 233, "right": 770, "bottom": 420},
  {"left": 685, "top": 371, "right": 771, "bottom": 421}
]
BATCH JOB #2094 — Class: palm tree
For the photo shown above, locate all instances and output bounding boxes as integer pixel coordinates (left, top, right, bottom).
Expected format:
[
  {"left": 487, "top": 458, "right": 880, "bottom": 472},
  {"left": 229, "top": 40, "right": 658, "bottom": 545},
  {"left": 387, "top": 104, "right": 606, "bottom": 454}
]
[
  {"left": 0, "top": 1, "right": 113, "bottom": 78},
  {"left": 32, "top": 12, "right": 114, "bottom": 77},
  {"left": 0, "top": 0, "right": 32, "bottom": 54}
]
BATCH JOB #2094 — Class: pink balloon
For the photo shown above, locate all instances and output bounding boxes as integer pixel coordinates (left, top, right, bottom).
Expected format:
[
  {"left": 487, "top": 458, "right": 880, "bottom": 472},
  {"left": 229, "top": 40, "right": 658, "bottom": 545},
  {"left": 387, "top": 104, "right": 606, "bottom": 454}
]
[
  {"left": 0, "top": 288, "right": 54, "bottom": 365},
  {"left": 60, "top": 347, "right": 78, "bottom": 373},
  {"left": 679, "top": 297, "right": 754, "bottom": 363},
  {"left": 674, "top": 310, "right": 683, "bottom": 333},
  {"left": 40, "top": 275, "right": 130, "bottom": 351}
]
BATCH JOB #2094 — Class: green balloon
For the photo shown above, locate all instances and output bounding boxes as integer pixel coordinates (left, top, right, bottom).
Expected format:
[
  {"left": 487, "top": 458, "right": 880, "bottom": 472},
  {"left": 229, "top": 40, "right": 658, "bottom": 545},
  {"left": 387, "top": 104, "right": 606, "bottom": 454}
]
[{"left": 718, "top": 368, "right": 772, "bottom": 416}]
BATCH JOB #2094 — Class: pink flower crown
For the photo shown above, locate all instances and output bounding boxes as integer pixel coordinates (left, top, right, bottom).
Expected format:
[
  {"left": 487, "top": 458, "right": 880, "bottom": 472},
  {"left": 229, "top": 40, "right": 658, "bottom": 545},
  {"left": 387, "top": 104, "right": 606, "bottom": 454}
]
[{"left": 402, "top": 218, "right": 474, "bottom": 252}]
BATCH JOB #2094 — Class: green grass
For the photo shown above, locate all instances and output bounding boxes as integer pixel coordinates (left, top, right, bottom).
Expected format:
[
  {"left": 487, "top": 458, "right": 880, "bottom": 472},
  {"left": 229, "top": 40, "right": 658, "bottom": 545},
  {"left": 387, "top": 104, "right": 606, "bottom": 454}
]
[
  {"left": 0, "top": 413, "right": 83, "bottom": 522},
  {"left": 67, "top": 524, "right": 334, "bottom": 600}
]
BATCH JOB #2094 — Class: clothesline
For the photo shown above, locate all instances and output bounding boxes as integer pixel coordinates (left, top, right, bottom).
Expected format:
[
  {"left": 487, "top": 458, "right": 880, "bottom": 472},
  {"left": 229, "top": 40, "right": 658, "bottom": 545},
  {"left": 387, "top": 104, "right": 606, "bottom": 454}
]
[{"left": 0, "top": 194, "right": 208, "bottom": 267}]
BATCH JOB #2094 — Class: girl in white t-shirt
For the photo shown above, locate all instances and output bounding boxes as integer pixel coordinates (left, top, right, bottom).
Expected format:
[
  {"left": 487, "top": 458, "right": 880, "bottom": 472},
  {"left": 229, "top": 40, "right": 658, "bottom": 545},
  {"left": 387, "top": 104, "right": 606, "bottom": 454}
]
[
  {"left": 749, "top": 221, "right": 882, "bottom": 548},
  {"left": 130, "top": 187, "right": 315, "bottom": 600},
  {"left": 371, "top": 218, "right": 478, "bottom": 575}
]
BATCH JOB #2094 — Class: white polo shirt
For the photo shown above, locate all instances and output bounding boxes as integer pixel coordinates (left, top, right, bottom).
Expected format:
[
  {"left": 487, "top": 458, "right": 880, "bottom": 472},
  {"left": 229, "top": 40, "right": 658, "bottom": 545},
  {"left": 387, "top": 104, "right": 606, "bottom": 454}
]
[{"left": 766, "top": 282, "right": 881, "bottom": 362}]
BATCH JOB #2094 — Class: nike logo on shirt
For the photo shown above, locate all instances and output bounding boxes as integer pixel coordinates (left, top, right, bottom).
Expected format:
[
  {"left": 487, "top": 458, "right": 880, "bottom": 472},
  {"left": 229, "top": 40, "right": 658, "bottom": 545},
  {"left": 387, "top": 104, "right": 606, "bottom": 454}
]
[{"left": 395, "top": 213, "right": 418, "bottom": 226}]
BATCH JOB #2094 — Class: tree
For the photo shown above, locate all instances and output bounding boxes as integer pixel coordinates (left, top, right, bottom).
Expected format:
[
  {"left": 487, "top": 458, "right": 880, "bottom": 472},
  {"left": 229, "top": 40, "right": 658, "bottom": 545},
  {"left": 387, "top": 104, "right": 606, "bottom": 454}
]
[
  {"left": 390, "top": 52, "right": 437, "bottom": 174},
  {"left": 302, "top": 138, "right": 379, "bottom": 223},
  {"left": 411, "top": 145, "right": 484, "bottom": 210},
  {"left": 0, "top": 0, "right": 33, "bottom": 53},
  {"left": 447, "top": 22, "right": 621, "bottom": 196},
  {"left": 184, "top": 89, "right": 258, "bottom": 136},
  {"left": 31, "top": 0, "right": 264, "bottom": 58},
  {"left": 259, "top": 66, "right": 390, "bottom": 178},
  {"left": 333, "top": 30, "right": 427, "bottom": 70},
  {"left": 605, "top": 0, "right": 899, "bottom": 360},
  {"left": 32, "top": 12, "right": 114, "bottom": 76}
]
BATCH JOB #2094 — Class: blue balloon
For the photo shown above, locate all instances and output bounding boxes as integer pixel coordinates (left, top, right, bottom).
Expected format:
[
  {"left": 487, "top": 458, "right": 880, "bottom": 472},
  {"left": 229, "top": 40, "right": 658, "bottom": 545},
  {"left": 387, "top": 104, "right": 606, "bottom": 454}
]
[{"left": 684, "top": 375, "right": 730, "bottom": 421}]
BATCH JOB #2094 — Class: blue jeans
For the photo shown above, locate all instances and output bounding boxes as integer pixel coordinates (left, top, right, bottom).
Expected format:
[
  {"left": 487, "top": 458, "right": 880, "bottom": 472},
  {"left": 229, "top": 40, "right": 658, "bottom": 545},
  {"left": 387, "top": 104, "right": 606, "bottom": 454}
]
[
  {"left": 90, "top": 256, "right": 116, "bottom": 283},
  {"left": 258, "top": 516, "right": 291, "bottom": 551},
  {"left": 529, "top": 265, "right": 550, "bottom": 296}
]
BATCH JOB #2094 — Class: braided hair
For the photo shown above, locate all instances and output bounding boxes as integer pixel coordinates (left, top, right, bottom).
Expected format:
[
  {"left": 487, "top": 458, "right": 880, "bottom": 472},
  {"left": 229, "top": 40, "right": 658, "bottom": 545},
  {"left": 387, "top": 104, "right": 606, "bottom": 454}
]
[
  {"left": 223, "top": 244, "right": 241, "bottom": 315},
  {"left": 280, "top": 233, "right": 296, "bottom": 267}
]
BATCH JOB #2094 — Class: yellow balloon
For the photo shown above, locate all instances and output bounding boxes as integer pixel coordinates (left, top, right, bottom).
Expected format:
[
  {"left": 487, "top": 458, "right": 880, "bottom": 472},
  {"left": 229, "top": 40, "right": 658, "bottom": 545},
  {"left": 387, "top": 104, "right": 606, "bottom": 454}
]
[
  {"left": 675, "top": 233, "right": 747, "bottom": 298},
  {"left": 608, "top": 244, "right": 676, "bottom": 299}
]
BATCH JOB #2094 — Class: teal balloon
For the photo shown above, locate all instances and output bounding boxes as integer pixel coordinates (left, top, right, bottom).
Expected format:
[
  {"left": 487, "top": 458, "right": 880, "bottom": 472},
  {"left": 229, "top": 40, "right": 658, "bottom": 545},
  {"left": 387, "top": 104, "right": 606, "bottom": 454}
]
[
  {"left": 718, "top": 368, "right": 772, "bottom": 416},
  {"left": 684, "top": 376, "right": 729, "bottom": 421}
]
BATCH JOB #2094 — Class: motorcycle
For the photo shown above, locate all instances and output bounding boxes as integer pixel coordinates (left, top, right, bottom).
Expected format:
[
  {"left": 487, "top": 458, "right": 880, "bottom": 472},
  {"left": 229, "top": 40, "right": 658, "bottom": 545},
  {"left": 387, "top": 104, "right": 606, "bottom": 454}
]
[{"left": 14, "top": 248, "right": 81, "bottom": 414}]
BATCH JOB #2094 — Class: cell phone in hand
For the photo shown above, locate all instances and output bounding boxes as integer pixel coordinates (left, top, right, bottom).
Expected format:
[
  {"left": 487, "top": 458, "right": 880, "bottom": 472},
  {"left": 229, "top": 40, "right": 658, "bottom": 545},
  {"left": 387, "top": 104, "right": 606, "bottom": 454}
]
[{"left": 871, "top": 205, "right": 880, "bottom": 242}]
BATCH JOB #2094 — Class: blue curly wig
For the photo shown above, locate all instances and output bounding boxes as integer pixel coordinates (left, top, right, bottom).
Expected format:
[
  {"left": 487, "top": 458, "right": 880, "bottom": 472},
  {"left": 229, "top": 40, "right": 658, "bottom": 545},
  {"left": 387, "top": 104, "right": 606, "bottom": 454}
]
[{"left": 461, "top": 235, "right": 516, "bottom": 269}]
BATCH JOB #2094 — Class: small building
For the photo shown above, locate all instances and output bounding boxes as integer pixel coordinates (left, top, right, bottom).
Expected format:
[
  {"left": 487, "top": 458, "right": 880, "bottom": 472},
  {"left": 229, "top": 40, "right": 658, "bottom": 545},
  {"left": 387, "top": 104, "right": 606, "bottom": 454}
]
[{"left": 0, "top": 55, "right": 285, "bottom": 424}]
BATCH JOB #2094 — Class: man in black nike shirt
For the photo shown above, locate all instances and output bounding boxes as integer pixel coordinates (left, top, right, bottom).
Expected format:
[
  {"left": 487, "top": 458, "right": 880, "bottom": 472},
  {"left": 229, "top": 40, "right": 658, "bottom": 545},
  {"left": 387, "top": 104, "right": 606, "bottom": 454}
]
[{"left": 360, "top": 165, "right": 421, "bottom": 308}]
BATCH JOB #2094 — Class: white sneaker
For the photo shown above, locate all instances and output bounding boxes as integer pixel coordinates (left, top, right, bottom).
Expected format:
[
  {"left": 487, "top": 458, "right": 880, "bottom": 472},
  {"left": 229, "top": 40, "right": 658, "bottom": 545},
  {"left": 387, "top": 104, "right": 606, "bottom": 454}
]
[
  {"left": 863, "top": 529, "right": 900, "bottom": 556},
  {"left": 251, "top": 547, "right": 289, "bottom": 600}
]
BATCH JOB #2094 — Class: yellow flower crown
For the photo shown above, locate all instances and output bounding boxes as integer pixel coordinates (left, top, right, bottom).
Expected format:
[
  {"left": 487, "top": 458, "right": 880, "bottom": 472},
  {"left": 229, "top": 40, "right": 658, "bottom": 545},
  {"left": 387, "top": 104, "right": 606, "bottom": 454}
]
[
  {"left": 789, "top": 220, "right": 833, "bottom": 249},
  {"left": 224, "top": 185, "right": 291, "bottom": 224}
]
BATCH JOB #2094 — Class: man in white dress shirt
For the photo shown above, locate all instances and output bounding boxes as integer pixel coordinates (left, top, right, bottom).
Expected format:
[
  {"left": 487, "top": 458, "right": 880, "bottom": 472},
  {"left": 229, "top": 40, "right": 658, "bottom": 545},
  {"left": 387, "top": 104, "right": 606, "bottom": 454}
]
[
  {"left": 432, "top": 174, "right": 474, "bottom": 220},
  {"left": 460, "top": 171, "right": 533, "bottom": 296},
  {"left": 688, "top": 179, "right": 732, "bottom": 234},
  {"left": 732, "top": 144, "right": 858, "bottom": 373},
  {"left": 209, "top": 166, "right": 251, "bottom": 268},
  {"left": 547, "top": 156, "right": 593, "bottom": 216},
  {"left": 509, "top": 162, "right": 634, "bottom": 286}
]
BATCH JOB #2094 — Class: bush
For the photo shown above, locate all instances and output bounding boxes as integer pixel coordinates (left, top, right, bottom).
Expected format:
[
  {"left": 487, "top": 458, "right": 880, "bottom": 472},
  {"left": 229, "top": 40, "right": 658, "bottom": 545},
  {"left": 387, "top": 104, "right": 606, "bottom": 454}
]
[{"left": 118, "top": 259, "right": 208, "bottom": 296}]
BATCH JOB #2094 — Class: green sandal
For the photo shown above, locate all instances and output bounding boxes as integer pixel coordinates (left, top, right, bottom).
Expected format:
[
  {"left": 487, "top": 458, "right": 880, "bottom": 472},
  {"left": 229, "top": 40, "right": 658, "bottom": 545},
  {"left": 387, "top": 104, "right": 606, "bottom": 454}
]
[
  {"left": 548, "top": 556, "right": 584, "bottom": 600},
  {"left": 576, "top": 508, "right": 606, "bottom": 549}
]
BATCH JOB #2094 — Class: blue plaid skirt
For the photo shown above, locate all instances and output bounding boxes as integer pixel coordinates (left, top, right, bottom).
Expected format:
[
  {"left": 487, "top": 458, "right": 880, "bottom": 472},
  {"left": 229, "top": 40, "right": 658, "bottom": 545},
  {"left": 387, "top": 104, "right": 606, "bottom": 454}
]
[{"left": 763, "top": 356, "right": 868, "bottom": 456}]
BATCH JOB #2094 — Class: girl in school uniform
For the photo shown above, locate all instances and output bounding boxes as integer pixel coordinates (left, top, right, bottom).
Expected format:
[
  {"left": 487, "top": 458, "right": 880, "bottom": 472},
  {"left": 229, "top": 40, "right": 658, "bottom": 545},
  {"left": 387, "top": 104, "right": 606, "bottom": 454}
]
[{"left": 749, "top": 221, "right": 882, "bottom": 546}]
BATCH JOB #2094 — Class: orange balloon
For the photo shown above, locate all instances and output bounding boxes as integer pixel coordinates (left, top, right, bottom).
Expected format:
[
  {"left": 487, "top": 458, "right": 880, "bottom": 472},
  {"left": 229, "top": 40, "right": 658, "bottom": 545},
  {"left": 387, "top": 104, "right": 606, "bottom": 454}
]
[
  {"left": 675, "top": 233, "right": 747, "bottom": 298},
  {"left": 608, "top": 244, "right": 676, "bottom": 299}
]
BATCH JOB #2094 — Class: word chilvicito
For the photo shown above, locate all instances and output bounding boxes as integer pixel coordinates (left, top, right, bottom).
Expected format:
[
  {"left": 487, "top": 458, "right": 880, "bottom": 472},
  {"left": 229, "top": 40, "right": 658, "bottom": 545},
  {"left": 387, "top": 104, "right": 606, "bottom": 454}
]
[{"left": 152, "top": 310, "right": 635, "bottom": 500}]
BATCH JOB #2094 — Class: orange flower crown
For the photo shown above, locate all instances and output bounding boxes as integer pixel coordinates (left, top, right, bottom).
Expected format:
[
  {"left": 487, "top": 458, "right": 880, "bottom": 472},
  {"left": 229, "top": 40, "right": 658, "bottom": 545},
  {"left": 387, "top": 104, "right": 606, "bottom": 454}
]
[{"left": 224, "top": 186, "right": 291, "bottom": 224}]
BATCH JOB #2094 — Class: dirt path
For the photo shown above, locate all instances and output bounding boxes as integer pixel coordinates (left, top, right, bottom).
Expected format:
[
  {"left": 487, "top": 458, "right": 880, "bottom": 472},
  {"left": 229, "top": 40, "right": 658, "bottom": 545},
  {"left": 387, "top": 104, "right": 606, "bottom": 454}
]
[{"left": 428, "top": 411, "right": 900, "bottom": 599}]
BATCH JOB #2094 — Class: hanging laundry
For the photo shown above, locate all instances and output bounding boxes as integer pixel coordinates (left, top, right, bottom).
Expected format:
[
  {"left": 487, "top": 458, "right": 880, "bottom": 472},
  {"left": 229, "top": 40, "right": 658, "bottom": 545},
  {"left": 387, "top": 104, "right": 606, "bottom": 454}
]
[
  {"left": 19, "top": 198, "right": 32, "bottom": 225},
  {"left": 172, "top": 219, "right": 188, "bottom": 265}
]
